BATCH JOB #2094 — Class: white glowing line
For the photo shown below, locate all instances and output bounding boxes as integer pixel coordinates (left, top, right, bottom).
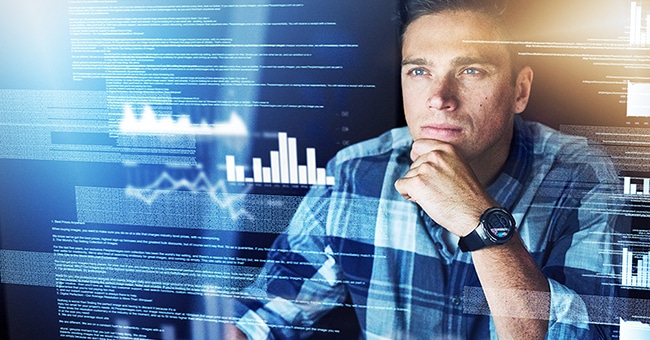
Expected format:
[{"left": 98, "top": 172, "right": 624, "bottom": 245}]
[{"left": 125, "top": 170, "right": 253, "bottom": 221}]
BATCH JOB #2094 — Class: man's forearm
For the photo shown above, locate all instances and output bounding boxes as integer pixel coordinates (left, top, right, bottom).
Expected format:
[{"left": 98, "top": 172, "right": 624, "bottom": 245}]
[{"left": 471, "top": 234, "right": 550, "bottom": 340}]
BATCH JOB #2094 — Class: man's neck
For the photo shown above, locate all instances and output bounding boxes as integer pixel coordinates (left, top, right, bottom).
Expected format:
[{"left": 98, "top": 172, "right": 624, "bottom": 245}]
[{"left": 470, "top": 134, "right": 513, "bottom": 187}]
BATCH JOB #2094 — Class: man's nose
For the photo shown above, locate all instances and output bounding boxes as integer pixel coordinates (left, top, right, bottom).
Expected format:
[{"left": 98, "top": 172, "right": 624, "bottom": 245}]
[{"left": 427, "top": 76, "right": 458, "bottom": 111}]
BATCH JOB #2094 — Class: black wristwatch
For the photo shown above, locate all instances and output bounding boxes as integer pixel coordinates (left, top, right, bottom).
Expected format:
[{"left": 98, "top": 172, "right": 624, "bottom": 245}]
[{"left": 458, "top": 207, "right": 516, "bottom": 252}]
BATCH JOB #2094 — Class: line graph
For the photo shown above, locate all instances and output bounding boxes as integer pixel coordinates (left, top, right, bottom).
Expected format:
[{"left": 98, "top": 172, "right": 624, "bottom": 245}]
[
  {"left": 125, "top": 169, "right": 253, "bottom": 221},
  {"left": 119, "top": 104, "right": 248, "bottom": 136}
]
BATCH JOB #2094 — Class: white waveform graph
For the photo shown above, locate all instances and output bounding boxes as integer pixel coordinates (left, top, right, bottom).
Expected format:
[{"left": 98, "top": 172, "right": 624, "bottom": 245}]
[
  {"left": 125, "top": 170, "right": 253, "bottom": 221},
  {"left": 119, "top": 104, "right": 248, "bottom": 136}
]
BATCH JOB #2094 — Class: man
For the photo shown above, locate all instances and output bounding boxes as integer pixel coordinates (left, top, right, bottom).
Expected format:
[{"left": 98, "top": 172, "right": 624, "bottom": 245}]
[{"left": 228, "top": 0, "right": 621, "bottom": 338}]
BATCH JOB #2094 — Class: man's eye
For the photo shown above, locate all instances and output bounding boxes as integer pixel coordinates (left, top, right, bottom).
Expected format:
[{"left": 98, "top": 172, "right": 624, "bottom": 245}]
[
  {"left": 408, "top": 68, "right": 428, "bottom": 76},
  {"left": 461, "top": 68, "right": 482, "bottom": 76}
]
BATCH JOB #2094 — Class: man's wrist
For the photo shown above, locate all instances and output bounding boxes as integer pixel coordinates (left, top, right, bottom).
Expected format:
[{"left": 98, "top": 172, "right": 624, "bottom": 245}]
[{"left": 458, "top": 207, "right": 516, "bottom": 252}]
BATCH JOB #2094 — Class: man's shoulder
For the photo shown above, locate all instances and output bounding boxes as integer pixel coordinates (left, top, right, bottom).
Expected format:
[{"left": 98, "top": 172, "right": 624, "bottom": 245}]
[
  {"left": 331, "top": 126, "right": 412, "bottom": 166},
  {"left": 521, "top": 119, "right": 618, "bottom": 181},
  {"left": 322, "top": 127, "right": 411, "bottom": 197},
  {"left": 523, "top": 120, "right": 609, "bottom": 160}
]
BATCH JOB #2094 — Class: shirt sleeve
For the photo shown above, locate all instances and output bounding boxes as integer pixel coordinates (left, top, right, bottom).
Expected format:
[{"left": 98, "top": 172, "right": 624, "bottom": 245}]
[
  {"left": 232, "top": 186, "right": 348, "bottom": 339},
  {"left": 539, "top": 161, "right": 625, "bottom": 339}
]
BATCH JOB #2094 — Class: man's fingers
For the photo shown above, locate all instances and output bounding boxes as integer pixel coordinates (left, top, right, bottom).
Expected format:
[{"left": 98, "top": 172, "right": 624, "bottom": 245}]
[
  {"left": 394, "top": 174, "right": 423, "bottom": 203},
  {"left": 410, "top": 139, "right": 457, "bottom": 162}
]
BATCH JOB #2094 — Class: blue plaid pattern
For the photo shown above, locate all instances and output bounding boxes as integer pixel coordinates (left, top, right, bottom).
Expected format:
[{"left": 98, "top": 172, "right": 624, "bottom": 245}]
[{"left": 234, "top": 117, "right": 623, "bottom": 339}]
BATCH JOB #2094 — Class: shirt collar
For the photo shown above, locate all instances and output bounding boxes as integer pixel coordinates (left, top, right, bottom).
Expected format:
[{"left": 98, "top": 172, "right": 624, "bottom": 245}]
[{"left": 486, "top": 116, "right": 533, "bottom": 211}]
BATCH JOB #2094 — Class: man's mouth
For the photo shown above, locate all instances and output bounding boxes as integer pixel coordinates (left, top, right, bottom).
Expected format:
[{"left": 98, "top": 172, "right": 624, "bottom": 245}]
[{"left": 420, "top": 124, "right": 463, "bottom": 140}]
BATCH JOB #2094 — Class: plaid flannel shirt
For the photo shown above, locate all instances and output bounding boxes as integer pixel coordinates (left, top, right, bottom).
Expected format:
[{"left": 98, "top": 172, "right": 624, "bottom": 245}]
[{"left": 234, "top": 116, "right": 622, "bottom": 339}]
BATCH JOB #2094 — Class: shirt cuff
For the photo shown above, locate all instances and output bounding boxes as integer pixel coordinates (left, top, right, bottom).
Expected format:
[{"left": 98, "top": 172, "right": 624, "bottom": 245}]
[{"left": 547, "top": 277, "right": 591, "bottom": 332}]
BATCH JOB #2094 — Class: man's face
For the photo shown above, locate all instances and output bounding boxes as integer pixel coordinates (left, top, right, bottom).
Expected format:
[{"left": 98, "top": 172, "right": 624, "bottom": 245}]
[{"left": 401, "top": 10, "right": 530, "bottom": 164}]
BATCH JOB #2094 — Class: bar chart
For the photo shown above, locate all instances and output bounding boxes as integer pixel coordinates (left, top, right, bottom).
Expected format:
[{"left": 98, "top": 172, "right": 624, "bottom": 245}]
[
  {"left": 623, "top": 176, "right": 650, "bottom": 195},
  {"left": 627, "top": 82, "right": 650, "bottom": 118},
  {"left": 630, "top": 1, "right": 650, "bottom": 45},
  {"left": 622, "top": 247, "right": 650, "bottom": 288},
  {"left": 226, "top": 132, "right": 335, "bottom": 186},
  {"left": 620, "top": 318, "right": 650, "bottom": 339}
]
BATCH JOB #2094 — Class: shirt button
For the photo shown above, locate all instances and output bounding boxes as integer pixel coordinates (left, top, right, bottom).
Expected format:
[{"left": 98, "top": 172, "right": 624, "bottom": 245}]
[{"left": 451, "top": 296, "right": 462, "bottom": 307}]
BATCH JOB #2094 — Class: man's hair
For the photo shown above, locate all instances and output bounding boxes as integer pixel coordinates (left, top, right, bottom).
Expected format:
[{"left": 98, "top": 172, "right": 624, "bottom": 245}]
[
  {"left": 399, "top": 0, "right": 522, "bottom": 81},
  {"left": 399, "top": 0, "right": 510, "bottom": 36}
]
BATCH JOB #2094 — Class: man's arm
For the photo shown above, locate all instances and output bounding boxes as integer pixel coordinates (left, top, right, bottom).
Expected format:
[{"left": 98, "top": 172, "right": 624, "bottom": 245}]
[
  {"left": 471, "top": 235, "right": 550, "bottom": 339},
  {"left": 394, "top": 139, "right": 550, "bottom": 339},
  {"left": 226, "top": 184, "right": 350, "bottom": 339}
]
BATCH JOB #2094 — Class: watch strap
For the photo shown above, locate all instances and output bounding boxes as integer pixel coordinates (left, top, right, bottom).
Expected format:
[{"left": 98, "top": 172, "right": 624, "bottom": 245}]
[{"left": 458, "top": 228, "right": 484, "bottom": 252}]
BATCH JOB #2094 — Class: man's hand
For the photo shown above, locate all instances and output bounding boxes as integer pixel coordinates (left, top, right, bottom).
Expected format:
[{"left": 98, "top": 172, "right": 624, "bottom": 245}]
[
  {"left": 394, "top": 139, "right": 496, "bottom": 237},
  {"left": 396, "top": 140, "right": 550, "bottom": 339}
]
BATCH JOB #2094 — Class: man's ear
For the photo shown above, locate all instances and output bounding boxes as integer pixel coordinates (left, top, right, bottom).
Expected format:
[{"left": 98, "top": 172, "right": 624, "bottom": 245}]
[{"left": 513, "top": 66, "right": 533, "bottom": 114}]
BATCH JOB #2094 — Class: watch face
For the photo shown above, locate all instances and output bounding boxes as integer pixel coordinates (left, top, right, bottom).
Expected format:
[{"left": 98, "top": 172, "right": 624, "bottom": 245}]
[{"left": 484, "top": 209, "right": 514, "bottom": 241}]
